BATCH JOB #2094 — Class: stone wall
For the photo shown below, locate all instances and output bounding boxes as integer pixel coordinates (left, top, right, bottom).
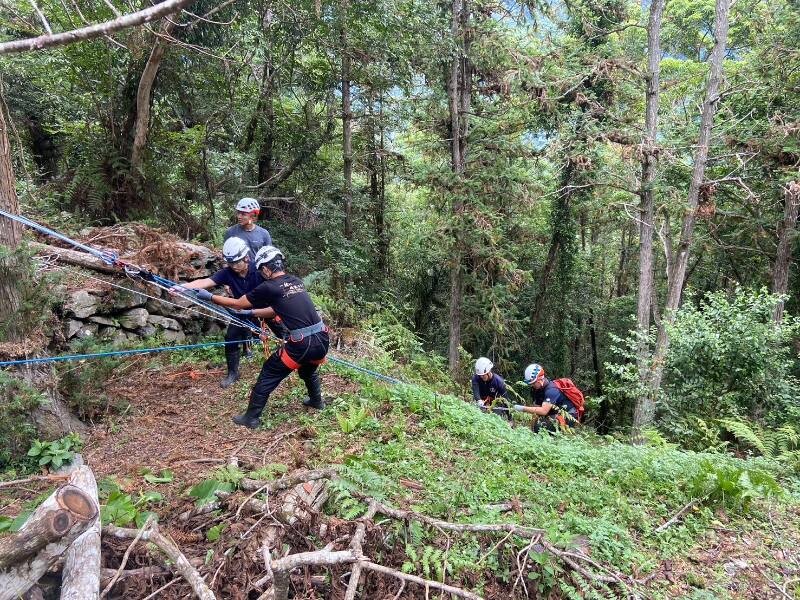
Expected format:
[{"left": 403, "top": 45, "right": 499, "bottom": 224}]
[{"left": 58, "top": 251, "right": 225, "bottom": 347}]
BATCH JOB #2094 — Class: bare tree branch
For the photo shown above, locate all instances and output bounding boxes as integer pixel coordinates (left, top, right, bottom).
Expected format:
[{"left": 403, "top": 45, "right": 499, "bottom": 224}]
[{"left": 0, "top": 0, "right": 196, "bottom": 55}]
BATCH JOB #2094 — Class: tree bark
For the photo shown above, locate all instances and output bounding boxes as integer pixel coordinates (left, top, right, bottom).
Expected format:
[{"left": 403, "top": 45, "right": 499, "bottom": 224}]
[
  {"left": 631, "top": 0, "right": 665, "bottom": 441},
  {"left": 447, "top": 0, "right": 470, "bottom": 378},
  {"left": 129, "top": 19, "right": 177, "bottom": 181},
  {"left": 0, "top": 468, "right": 99, "bottom": 600},
  {"left": 0, "top": 98, "right": 22, "bottom": 340},
  {"left": 772, "top": 181, "right": 800, "bottom": 323},
  {"left": 341, "top": 0, "right": 353, "bottom": 240},
  {"left": 644, "top": 0, "right": 731, "bottom": 418}
]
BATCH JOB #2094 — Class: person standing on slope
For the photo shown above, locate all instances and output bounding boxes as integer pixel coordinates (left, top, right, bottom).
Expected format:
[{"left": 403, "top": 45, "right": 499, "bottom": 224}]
[
  {"left": 195, "top": 245, "right": 329, "bottom": 429},
  {"left": 224, "top": 197, "right": 272, "bottom": 259},
  {"left": 169, "top": 237, "right": 287, "bottom": 389}
]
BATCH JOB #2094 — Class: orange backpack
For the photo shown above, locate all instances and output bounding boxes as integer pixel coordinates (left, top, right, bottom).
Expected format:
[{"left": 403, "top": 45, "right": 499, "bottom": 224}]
[{"left": 552, "top": 378, "right": 586, "bottom": 422}]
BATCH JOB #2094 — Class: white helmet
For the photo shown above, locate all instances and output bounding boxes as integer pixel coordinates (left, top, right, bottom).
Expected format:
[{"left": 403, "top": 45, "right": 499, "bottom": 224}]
[
  {"left": 254, "top": 245, "right": 285, "bottom": 270},
  {"left": 222, "top": 237, "right": 249, "bottom": 263},
  {"left": 235, "top": 197, "right": 260, "bottom": 213},
  {"left": 524, "top": 363, "right": 545, "bottom": 384},
  {"left": 474, "top": 357, "right": 493, "bottom": 376}
]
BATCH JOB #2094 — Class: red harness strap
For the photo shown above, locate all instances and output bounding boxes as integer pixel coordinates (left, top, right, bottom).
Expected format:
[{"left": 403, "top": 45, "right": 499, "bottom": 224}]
[{"left": 278, "top": 348, "right": 327, "bottom": 371}]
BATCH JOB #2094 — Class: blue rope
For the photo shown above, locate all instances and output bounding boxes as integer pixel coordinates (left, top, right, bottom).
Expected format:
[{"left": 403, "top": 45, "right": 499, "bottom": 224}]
[
  {"left": 0, "top": 339, "right": 250, "bottom": 367},
  {"left": 0, "top": 209, "right": 118, "bottom": 264}
]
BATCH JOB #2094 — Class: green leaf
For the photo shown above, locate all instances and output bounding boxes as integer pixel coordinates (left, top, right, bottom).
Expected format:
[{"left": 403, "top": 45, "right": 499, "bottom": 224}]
[
  {"left": 143, "top": 469, "right": 174, "bottom": 484},
  {"left": 206, "top": 523, "right": 227, "bottom": 542}
]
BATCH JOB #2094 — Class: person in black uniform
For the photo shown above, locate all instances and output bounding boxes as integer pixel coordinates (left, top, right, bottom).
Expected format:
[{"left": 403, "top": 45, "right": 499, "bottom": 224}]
[
  {"left": 197, "top": 245, "right": 329, "bottom": 429},
  {"left": 169, "top": 237, "right": 288, "bottom": 389}
]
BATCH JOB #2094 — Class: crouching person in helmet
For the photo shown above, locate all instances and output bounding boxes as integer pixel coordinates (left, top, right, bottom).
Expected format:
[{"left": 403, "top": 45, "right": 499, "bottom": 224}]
[
  {"left": 472, "top": 357, "right": 511, "bottom": 420},
  {"left": 513, "top": 363, "right": 580, "bottom": 433},
  {"left": 169, "top": 237, "right": 289, "bottom": 389},
  {"left": 201, "top": 245, "right": 329, "bottom": 429}
]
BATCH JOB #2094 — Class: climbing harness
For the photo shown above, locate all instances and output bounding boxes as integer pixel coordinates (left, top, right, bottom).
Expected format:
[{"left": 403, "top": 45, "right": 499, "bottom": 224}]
[{"left": 0, "top": 209, "right": 404, "bottom": 386}]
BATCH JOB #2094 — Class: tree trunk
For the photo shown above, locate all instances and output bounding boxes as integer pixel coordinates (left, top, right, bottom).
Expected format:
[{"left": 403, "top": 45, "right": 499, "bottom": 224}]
[
  {"left": 376, "top": 94, "right": 389, "bottom": 275},
  {"left": 0, "top": 467, "right": 99, "bottom": 600},
  {"left": 447, "top": 0, "right": 469, "bottom": 378},
  {"left": 772, "top": 181, "right": 800, "bottom": 323},
  {"left": 60, "top": 466, "right": 101, "bottom": 600},
  {"left": 0, "top": 98, "right": 22, "bottom": 340},
  {"left": 129, "top": 19, "right": 176, "bottom": 204},
  {"left": 643, "top": 0, "right": 731, "bottom": 421},
  {"left": 631, "top": 0, "right": 665, "bottom": 441},
  {"left": 341, "top": 0, "right": 353, "bottom": 241}
]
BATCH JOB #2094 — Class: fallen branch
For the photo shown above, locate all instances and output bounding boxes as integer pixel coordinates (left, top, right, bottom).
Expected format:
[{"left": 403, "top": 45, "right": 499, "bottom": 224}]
[
  {"left": 654, "top": 499, "right": 699, "bottom": 533},
  {"left": 102, "top": 522, "right": 215, "bottom": 600},
  {"left": 360, "top": 560, "right": 484, "bottom": 600},
  {"left": 343, "top": 501, "right": 378, "bottom": 600},
  {"left": 30, "top": 241, "right": 118, "bottom": 274},
  {"left": 239, "top": 468, "right": 337, "bottom": 493},
  {"left": 0, "top": 473, "right": 68, "bottom": 490},
  {"left": 100, "top": 515, "right": 154, "bottom": 598},
  {"left": 99, "top": 566, "right": 169, "bottom": 587}
]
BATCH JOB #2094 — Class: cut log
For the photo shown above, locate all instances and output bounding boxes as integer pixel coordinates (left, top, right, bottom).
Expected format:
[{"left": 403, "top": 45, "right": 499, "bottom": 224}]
[
  {"left": 60, "top": 466, "right": 101, "bottom": 600},
  {"left": 0, "top": 469, "right": 99, "bottom": 600},
  {"left": 30, "top": 241, "right": 118, "bottom": 274}
]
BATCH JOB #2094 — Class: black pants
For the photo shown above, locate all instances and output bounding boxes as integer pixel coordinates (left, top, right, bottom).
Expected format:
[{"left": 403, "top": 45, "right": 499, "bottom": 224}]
[
  {"left": 224, "top": 318, "right": 290, "bottom": 375},
  {"left": 224, "top": 321, "right": 253, "bottom": 375},
  {"left": 244, "top": 333, "right": 329, "bottom": 420}
]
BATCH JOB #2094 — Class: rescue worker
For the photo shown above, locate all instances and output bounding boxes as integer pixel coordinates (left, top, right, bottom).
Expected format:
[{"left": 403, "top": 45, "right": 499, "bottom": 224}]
[
  {"left": 169, "top": 237, "right": 287, "bottom": 389},
  {"left": 513, "top": 363, "right": 579, "bottom": 432},
  {"left": 196, "top": 245, "right": 329, "bottom": 429},
  {"left": 224, "top": 197, "right": 272, "bottom": 258},
  {"left": 471, "top": 357, "right": 511, "bottom": 420}
]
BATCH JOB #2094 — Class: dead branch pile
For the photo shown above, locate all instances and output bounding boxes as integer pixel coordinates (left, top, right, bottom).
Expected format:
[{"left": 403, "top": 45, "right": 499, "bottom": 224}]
[{"left": 1, "top": 461, "right": 642, "bottom": 599}]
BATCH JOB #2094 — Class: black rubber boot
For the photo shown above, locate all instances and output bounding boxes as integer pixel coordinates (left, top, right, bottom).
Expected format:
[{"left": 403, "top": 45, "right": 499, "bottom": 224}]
[
  {"left": 232, "top": 414, "right": 260, "bottom": 429},
  {"left": 300, "top": 368, "right": 325, "bottom": 409},
  {"left": 221, "top": 345, "right": 241, "bottom": 389}
]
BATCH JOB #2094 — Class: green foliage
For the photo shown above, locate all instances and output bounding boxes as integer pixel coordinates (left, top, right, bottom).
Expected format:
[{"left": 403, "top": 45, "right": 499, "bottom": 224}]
[
  {"left": 140, "top": 468, "right": 175, "bottom": 484},
  {"left": 720, "top": 419, "right": 800, "bottom": 470},
  {"left": 690, "top": 460, "right": 781, "bottom": 511},
  {"left": 187, "top": 466, "right": 243, "bottom": 507},
  {"left": 336, "top": 403, "right": 369, "bottom": 433},
  {"left": 57, "top": 340, "right": 128, "bottom": 420},
  {"left": 663, "top": 288, "right": 800, "bottom": 425},
  {"left": 26, "top": 434, "right": 82, "bottom": 470},
  {"left": 0, "top": 372, "right": 43, "bottom": 469},
  {"left": 99, "top": 477, "right": 162, "bottom": 527}
]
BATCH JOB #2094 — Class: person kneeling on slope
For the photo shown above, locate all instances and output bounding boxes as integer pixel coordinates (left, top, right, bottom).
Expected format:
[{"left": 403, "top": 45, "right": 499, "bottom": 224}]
[
  {"left": 513, "top": 363, "right": 584, "bottom": 433},
  {"left": 471, "top": 357, "right": 511, "bottom": 420},
  {"left": 196, "top": 245, "right": 329, "bottom": 429},
  {"left": 170, "top": 237, "right": 288, "bottom": 389}
]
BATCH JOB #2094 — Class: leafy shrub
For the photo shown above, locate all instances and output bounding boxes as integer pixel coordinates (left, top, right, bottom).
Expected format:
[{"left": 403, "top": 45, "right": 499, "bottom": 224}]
[
  {"left": 663, "top": 288, "right": 800, "bottom": 425},
  {"left": 690, "top": 459, "right": 781, "bottom": 511},
  {"left": 99, "top": 477, "right": 162, "bottom": 527},
  {"left": 0, "top": 372, "right": 43, "bottom": 468},
  {"left": 26, "top": 434, "right": 82, "bottom": 470}
]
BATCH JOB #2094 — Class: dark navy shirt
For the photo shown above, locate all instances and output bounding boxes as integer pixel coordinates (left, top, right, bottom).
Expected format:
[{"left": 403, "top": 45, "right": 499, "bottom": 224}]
[
  {"left": 210, "top": 262, "right": 263, "bottom": 299},
  {"left": 224, "top": 224, "right": 272, "bottom": 259},
  {"left": 530, "top": 379, "right": 577, "bottom": 418},
  {"left": 246, "top": 274, "right": 321, "bottom": 332},
  {"left": 471, "top": 373, "right": 508, "bottom": 402}
]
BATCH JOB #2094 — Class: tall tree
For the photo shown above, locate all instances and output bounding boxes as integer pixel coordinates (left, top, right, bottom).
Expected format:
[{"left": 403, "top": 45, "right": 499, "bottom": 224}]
[
  {"left": 0, "top": 94, "right": 22, "bottom": 340},
  {"left": 341, "top": 0, "right": 354, "bottom": 240},
  {"left": 632, "top": 0, "right": 666, "bottom": 440},
  {"left": 772, "top": 181, "right": 800, "bottom": 323},
  {"left": 446, "top": 0, "right": 471, "bottom": 376},
  {"left": 644, "top": 0, "right": 732, "bottom": 413}
]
